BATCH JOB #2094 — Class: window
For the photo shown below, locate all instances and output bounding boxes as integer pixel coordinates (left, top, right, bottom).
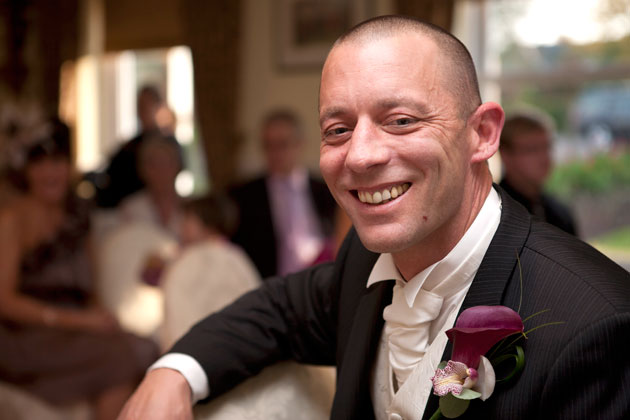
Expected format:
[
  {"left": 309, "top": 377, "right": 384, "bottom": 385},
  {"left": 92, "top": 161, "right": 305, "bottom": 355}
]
[
  {"left": 456, "top": 0, "right": 630, "bottom": 267},
  {"left": 69, "top": 45, "right": 207, "bottom": 198}
]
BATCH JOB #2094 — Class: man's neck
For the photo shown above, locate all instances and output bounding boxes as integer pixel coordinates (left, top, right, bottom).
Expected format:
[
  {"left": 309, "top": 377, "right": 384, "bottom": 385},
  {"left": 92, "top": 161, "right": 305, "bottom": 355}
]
[{"left": 392, "top": 179, "right": 493, "bottom": 280}]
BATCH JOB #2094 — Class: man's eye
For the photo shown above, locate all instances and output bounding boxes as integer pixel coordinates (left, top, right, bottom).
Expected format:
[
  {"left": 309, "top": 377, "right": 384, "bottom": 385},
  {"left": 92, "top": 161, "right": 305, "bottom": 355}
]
[
  {"left": 393, "top": 118, "right": 414, "bottom": 126},
  {"left": 325, "top": 127, "right": 349, "bottom": 137}
]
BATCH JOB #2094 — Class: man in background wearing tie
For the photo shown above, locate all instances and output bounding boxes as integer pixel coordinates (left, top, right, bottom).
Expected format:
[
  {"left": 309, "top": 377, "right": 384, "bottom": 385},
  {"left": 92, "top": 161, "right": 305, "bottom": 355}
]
[
  {"left": 119, "top": 15, "right": 630, "bottom": 420},
  {"left": 229, "top": 110, "right": 337, "bottom": 278}
]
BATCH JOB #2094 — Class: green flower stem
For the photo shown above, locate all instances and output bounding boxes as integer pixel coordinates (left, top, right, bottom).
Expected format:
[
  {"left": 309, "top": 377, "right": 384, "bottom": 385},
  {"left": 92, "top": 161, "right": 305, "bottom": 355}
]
[
  {"left": 493, "top": 345, "right": 525, "bottom": 383},
  {"left": 428, "top": 407, "right": 443, "bottom": 420},
  {"left": 503, "top": 321, "right": 565, "bottom": 350},
  {"left": 516, "top": 250, "right": 523, "bottom": 314},
  {"left": 491, "top": 309, "right": 557, "bottom": 358},
  {"left": 521, "top": 308, "right": 551, "bottom": 324},
  {"left": 487, "top": 335, "right": 512, "bottom": 359},
  {"left": 488, "top": 330, "right": 525, "bottom": 359},
  {"left": 523, "top": 321, "right": 566, "bottom": 337}
]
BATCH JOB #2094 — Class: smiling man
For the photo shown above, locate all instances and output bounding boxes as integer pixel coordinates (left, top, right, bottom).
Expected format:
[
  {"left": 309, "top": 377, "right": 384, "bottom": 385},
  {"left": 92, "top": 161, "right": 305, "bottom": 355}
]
[
  {"left": 318, "top": 22, "right": 501, "bottom": 279},
  {"left": 119, "top": 16, "right": 630, "bottom": 420}
]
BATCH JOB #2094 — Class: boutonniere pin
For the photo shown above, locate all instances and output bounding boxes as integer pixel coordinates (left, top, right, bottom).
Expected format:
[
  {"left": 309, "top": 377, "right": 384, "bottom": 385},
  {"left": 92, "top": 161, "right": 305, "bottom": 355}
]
[
  {"left": 428, "top": 254, "right": 565, "bottom": 419},
  {"left": 429, "top": 305, "right": 523, "bottom": 419},
  {"left": 428, "top": 304, "right": 563, "bottom": 419}
]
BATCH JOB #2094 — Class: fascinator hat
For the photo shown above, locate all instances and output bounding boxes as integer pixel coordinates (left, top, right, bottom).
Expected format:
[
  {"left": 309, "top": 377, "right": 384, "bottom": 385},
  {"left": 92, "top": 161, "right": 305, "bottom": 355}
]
[
  {"left": 0, "top": 101, "right": 72, "bottom": 194},
  {"left": 0, "top": 100, "right": 70, "bottom": 171},
  {"left": 25, "top": 118, "right": 71, "bottom": 164}
]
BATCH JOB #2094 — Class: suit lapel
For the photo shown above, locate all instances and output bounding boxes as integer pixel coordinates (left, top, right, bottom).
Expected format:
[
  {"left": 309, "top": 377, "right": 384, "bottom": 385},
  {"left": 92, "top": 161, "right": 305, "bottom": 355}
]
[
  {"left": 459, "top": 186, "right": 532, "bottom": 311},
  {"left": 422, "top": 186, "right": 533, "bottom": 419},
  {"left": 332, "top": 237, "right": 392, "bottom": 420}
]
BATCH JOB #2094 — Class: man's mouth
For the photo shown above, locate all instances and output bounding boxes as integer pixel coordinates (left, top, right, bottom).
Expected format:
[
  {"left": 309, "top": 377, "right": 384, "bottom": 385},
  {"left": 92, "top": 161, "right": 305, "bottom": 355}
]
[{"left": 356, "top": 183, "right": 410, "bottom": 205}]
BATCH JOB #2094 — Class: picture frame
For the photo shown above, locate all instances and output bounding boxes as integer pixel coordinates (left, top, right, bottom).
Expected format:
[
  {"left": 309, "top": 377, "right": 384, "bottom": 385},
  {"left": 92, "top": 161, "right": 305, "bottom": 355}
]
[{"left": 275, "top": 0, "right": 374, "bottom": 70}]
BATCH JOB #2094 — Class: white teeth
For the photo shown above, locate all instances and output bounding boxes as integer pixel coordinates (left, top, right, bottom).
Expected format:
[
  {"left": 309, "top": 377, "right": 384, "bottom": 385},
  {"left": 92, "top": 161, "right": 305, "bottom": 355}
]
[{"left": 357, "top": 183, "right": 410, "bottom": 204}]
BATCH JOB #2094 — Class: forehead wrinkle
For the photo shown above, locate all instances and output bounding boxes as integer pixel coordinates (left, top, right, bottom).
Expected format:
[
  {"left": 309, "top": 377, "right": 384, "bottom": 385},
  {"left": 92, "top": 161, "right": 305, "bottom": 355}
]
[
  {"left": 375, "top": 97, "right": 433, "bottom": 116},
  {"left": 319, "top": 106, "right": 349, "bottom": 126}
]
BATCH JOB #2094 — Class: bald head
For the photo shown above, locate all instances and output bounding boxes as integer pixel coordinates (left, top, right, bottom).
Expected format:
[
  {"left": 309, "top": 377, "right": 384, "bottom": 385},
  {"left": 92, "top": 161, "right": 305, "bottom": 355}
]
[{"left": 328, "top": 15, "right": 481, "bottom": 117}]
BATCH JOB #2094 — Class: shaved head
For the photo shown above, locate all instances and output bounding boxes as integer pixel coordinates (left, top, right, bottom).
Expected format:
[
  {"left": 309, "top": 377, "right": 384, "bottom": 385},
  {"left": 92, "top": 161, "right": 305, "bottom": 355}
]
[{"left": 328, "top": 15, "right": 481, "bottom": 117}]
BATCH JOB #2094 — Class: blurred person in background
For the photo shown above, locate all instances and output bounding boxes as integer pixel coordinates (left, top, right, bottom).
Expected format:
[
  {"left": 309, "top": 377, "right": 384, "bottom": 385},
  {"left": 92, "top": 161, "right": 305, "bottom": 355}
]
[
  {"left": 94, "top": 85, "right": 180, "bottom": 208},
  {"left": 0, "top": 100, "right": 52, "bottom": 208},
  {"left": 160, "top": 193, "right": 260, "bottom": 349},
  {"left": 499, "top": 112, "right": 578, "bottom": 235},
  {"left": 229, "top": 110, "right": 338, "bottom": 278},
  {"left": 118, "top": 134, "right": 184, "bottom": 238},
  {"left": 0, "top": 120, "right": 158, "bottom": 420},
  {"left": 179, "top": 193, "right": 239, "bottom": 247}
]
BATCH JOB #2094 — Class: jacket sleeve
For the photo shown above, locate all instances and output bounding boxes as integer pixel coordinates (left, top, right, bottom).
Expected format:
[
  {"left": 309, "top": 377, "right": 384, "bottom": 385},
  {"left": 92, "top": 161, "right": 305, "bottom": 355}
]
[
  {"left": 539, "top": 312, "right": 630, "bottom": 419},
  {"left": 169, "top": 259, "right": 341, "bottom": 401}
]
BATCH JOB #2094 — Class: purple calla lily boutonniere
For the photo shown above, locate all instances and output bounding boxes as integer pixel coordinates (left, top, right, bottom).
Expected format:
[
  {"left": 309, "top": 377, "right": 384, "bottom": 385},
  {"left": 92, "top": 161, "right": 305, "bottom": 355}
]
[{"left": 429, "top": 306, "right": 526, "bottom": 419}]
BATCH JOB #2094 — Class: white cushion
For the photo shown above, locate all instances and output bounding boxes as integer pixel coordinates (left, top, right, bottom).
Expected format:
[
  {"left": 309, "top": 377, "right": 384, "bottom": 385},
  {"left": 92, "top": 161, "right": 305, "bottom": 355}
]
[
  {"left": 160, "top": 240, "right": 261, "bottom": 349},
  {"left": 194, "top": 363, "right": 335, "bottom": 420},
  {"left": 160, "top": 240, "right": 336, "bottom": 419},
  {"left": 97, "top": 222, "right": 177, "bottom": 337}
]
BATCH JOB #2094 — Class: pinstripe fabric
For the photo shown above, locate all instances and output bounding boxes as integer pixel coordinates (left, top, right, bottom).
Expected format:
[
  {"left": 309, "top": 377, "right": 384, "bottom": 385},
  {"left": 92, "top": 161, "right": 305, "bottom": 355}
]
[{"left": 419, "top": 188, "right": 630, "bottom": 419}]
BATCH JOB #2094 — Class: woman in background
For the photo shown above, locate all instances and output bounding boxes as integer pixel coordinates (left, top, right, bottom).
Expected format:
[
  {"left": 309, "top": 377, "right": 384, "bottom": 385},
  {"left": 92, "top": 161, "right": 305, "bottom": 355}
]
[
  {"left": 0, "top": 122, "right": 158, "bottom": 420},
  {"left": 118, "top": 134, "right": 184, "bottom": 238}
]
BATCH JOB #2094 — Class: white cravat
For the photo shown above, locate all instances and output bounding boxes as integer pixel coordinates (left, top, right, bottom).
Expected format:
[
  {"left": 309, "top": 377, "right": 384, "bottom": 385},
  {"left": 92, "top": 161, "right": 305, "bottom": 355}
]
[
  {"left": 369, "top": 187, "right": 502, "bottom": 420},
  {"left": 384, "top": 285, "right": 443, "bottom": 386}
]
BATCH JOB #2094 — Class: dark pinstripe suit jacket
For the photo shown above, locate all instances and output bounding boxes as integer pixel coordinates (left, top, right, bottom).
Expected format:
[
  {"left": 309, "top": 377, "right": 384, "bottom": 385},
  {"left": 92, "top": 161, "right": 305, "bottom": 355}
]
[{"left": 173, "top": 186, "right": 630, "bottom": 419}]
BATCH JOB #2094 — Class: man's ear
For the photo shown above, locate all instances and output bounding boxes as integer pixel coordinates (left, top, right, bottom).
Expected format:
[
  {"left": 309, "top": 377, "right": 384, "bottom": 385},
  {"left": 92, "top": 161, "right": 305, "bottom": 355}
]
[{"left": 468, "top": 102, "right": 505, "bottom": 164}]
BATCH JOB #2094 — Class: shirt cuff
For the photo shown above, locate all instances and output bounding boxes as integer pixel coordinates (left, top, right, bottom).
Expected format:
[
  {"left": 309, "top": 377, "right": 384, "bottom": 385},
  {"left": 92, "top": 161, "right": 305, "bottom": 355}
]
[{"left": 149, "top": 353, "right": 210, "bottom": 403}]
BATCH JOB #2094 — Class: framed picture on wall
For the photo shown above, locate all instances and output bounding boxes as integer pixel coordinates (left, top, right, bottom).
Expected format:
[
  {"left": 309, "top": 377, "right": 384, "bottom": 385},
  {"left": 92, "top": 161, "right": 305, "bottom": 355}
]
[{"left": 275, "top": 0, "right": 374, "bottom": 69}]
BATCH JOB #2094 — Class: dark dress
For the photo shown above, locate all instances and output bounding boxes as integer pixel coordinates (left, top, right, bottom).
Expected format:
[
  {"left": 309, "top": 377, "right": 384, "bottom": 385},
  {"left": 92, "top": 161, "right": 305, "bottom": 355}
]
[{"left": 0, "top": 197, "right": 158, "bottom": 405}]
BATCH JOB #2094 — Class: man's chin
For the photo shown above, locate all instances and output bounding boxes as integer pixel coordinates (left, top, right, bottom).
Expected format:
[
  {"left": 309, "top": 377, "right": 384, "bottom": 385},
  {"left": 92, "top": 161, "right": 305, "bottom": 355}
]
[{"left": 355, "top": 230, "right": 410, "bottom": 255}]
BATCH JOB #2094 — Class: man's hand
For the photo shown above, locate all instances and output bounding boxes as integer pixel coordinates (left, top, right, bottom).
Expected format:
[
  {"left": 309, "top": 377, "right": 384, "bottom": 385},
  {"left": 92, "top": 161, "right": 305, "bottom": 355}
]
[{"left": 118, "top": 368, "right": 194, "bottom": 420}]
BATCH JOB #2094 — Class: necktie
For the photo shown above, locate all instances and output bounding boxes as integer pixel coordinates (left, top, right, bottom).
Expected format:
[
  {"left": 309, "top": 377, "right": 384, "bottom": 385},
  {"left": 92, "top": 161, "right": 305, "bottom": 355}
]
[
  {"left": 275, "top": 177, "right": 322, "bottom": 275},
  {"left": 383, "top": 283, "right": 444, "bottom": 387}
]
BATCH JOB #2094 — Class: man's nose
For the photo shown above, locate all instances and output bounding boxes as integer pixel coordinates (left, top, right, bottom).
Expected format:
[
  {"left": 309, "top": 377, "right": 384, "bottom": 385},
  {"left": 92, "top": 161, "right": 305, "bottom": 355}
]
[{"left": 344, "top": 120, "right": 390, "bottom": 173}]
